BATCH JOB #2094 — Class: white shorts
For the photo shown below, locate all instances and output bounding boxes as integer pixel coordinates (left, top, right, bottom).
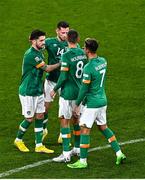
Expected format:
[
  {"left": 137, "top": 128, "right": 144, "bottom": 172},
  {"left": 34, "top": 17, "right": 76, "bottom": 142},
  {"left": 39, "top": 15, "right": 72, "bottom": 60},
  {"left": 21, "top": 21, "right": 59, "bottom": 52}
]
[
  {"left": 80, "top": 106, "right": 107, "bottom": 128},
  {"left": 59, "top": 97, "right": 78, "bottom": 119},
  {"left": 19, "top": 94, "right": 45, "bottom": 118},
  {"left": 44, "top": 79, "right": 60, "bottom": 102}
]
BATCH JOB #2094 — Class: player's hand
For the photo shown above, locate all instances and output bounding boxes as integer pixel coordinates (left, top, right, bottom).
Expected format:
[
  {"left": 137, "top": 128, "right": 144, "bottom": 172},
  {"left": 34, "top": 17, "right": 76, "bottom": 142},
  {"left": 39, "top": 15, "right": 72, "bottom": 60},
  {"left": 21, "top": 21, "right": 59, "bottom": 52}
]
[
  {"left": 50, "top": 90, "right": 56, "bottom": 98},
  {"left": 73, "top": 105, "right": 80, "bottom": 118}
]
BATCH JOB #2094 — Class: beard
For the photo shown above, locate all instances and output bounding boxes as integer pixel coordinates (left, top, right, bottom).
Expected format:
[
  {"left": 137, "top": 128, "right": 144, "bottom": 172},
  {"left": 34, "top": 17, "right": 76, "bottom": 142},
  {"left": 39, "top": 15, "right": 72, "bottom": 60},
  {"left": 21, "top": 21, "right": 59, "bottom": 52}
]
[
  {"left": 36, "top": 43, "right": 45, "bottom": 50},
  {"left": 58, "top": 35, "right": 66, "bottom": 41}
]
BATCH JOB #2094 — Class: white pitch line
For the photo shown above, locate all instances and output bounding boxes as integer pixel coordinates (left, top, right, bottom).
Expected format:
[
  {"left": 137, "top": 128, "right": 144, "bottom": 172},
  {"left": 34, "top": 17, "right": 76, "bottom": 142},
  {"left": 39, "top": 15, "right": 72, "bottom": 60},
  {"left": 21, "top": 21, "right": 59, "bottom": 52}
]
[
  {"left": 0, "top": 138, "right": 145, "bottom": 178},
  {"left": 88, "top": 138, "right": 145, "bottom": 152},
  {"left": 0, "top": 159, "right": 52, "bottom": 178}
]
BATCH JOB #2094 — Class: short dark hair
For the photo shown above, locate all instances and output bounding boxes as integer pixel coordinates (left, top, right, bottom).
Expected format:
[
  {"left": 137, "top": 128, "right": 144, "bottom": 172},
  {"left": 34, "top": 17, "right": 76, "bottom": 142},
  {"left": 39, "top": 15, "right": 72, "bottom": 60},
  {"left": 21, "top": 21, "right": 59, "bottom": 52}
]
[
  {"left": 29, "top": 29, "right": 46, "bottom": 40},
  {"left": 84, "top": 38, "right": 99, "bottom": 53},
  {"left": 67, "top": 29, "right": 79, "bottom": 43},
  {"left": 57, "top": 21, "right": 69, "bottom": 29}
]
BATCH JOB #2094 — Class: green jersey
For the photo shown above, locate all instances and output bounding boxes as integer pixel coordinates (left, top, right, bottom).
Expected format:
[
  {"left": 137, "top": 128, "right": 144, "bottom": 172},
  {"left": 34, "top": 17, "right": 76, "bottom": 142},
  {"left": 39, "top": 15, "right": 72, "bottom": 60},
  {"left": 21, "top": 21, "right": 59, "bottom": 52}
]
[
  {"left": 45, "top": 37, "right": 68, "bottom": 82},
  {"left": 54, "top": 47, "right": 87, "bottom": 100},
  {"left": 76, "top": 56, "right": 107, "bottom": 108},
  {"left": 19, "top": 47, "right": 45, "bottom": 96}
]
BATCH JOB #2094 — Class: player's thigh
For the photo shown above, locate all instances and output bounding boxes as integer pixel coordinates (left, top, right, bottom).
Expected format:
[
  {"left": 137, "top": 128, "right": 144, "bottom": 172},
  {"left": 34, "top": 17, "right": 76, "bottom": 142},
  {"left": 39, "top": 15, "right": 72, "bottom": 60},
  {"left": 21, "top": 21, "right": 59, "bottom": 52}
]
[
  {"left": 95, "top": 106, "right": 107, "bottom": 125},
  {"left": 79, "top": 107, "right": 97, "bottom": 128},
  {"left": 59, "top": 97, "right": 72, "bottom": 119},
  {"left": 44, "top": 79, "right": 56, "bottom": 102},
  {"left": 35, "top": 94, "right": 45, "bottom": 115},
  {"left": 19, "top": 95, "right": 35, "bottom": 118}
]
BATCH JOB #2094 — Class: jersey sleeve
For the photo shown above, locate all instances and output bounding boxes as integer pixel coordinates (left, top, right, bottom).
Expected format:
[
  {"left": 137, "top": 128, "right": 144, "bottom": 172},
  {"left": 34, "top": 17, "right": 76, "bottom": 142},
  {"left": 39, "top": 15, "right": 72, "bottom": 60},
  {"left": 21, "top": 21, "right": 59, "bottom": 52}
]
[
  {"left": 76, "top": 65, "right": 91, "bottom": 106},
  {"left": 60, "top": 53, "right": 70, "bottom": 72},
  {"left": 31, "top": 55, "right": 45, "bottom": 69},
  {"left": 82, "top": 67, "right": 91, "bottom": 84},
  {"left": 53, "top": 54, "right": 69, "bottom": 91}
]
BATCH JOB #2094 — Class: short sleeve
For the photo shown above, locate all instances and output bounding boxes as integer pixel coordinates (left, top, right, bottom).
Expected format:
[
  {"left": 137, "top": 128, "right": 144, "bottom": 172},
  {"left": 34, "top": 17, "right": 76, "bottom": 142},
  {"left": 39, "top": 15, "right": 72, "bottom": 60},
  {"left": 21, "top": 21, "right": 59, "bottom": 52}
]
[
  {"left": 30, "top": 54, "right": 45, "bottom": 69},
  {"left": 60, "top": 54, "right": 69, "bottom": 72},
  {"left": 82, "top": 65, "right": 91, "bottom": 84}
]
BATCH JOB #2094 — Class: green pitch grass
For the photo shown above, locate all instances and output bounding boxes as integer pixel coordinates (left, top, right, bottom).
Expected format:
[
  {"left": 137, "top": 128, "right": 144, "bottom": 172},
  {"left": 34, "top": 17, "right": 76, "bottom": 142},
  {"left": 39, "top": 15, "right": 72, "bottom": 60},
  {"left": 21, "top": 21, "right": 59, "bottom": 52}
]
[{"left": 0, "top": 0, "right": 145, "bottom": 178}]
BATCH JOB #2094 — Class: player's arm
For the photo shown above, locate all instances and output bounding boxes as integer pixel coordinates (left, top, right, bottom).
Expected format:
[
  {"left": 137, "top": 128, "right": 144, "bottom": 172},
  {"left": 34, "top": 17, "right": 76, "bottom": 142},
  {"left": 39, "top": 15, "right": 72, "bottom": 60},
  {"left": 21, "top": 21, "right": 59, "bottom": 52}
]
[
  {"left": 73, "top": 72, "right": 90, "bottom": 118},
  {"left": 75, "top": 70, "right": 91, "bottom": 106},
  {"left": 36, "top": 61, "right": 61, "bottom": 72},
  {"left": 50, "top": 62, "right": 69, "bottom": 98},
  {"left": 42, "top": 62, "right": 60, "bottom": 72},
  {"left": 53, "top": 62, "right": 69, "bottom": 92}
]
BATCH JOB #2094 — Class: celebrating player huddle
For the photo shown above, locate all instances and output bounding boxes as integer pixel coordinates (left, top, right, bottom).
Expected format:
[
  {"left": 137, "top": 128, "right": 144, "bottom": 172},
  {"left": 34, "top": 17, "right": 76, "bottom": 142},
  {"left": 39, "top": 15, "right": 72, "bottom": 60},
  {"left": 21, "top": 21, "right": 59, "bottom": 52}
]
[{"left": 14, "top": 21, "right": 126, "bottom": 169}]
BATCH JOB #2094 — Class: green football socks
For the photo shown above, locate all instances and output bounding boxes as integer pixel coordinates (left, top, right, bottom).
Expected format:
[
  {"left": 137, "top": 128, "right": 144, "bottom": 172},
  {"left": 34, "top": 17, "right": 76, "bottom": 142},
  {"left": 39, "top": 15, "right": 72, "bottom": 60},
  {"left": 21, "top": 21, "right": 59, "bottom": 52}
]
[
  {"left": 35, "top": 119, "right": 43, "bottom": 145},
  {"left": 73, "top": 124, "right": 80, "bottom": 148},
  {"left": 80, "top": 134, "right": 90, "bottom": 159},
  {"left": 16, "top": 119, "right": 31, "bottom": 139},
  {"left": 102, "top": 128, "right": 120, "bottom": 152},
  {"left": 61, "top": 127, "right": 71, "bottom": 151}
]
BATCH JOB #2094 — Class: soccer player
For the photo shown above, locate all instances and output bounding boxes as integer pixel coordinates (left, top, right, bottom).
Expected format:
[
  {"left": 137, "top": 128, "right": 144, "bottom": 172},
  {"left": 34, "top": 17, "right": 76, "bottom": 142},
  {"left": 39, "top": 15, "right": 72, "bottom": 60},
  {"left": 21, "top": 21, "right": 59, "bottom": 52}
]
[
  {"left": 43, "top": 21, "right": 70, "bottom": 143},
  {"left": 14, "top": 29, "right": 60, "bottom": 153},
  {"left": 67, "top": 38, "right": 126, "bottom": 168},
  {"left": 50, "top": 29, "right": 87, "bottom": 162}
]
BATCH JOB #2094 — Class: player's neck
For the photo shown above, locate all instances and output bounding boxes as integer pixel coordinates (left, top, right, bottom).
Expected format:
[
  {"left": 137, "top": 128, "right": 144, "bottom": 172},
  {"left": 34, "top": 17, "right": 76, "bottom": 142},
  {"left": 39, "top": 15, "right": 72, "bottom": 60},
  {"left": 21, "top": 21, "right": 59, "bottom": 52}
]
[
  {"left": 68, "top": 43, "right": 77, "bottom": 48},
  {"left": 88, "top": 53, "right": 97, "bottom": 60},
  {"left": 57, "top": 36, "right": 65, "bottom": 42},
  {"left": 32, "top": 45, "right": 40, "bottom": 51}
]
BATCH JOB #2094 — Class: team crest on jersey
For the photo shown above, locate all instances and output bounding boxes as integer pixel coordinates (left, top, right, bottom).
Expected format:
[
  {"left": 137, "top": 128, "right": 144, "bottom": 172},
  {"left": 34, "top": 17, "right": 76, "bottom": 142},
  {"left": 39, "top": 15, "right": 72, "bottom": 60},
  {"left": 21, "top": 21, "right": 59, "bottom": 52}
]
[
  {"left": 35, "top": 57, "right": 40, "bottom": 62},
  {"left": 27, "top": 111, "right": 31, "bottom": 115},
  {"left": 53, "top": 44, "right": 57, "bottom": 47}
]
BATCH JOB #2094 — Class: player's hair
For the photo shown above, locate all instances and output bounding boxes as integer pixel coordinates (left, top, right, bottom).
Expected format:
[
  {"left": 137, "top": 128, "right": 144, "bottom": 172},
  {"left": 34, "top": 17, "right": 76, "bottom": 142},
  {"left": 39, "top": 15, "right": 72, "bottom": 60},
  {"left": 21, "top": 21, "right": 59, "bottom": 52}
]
[
  {"left": 29, "top": 29, "right": 46, "bottom": 40},
  {"left": 84, "top": 38, "right": 99, "bottom": 53},
  {"left": 57, "top": 21, "right": 69, "bottom": 29},
  {"left": 67, "top": 29, "right": 79, "bottom": 43}
]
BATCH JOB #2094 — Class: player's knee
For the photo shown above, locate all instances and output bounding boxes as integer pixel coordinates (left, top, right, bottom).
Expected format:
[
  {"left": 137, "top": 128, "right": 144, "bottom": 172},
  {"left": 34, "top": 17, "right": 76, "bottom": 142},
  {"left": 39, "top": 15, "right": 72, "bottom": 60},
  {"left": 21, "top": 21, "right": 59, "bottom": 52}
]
[
  {"left": 98, "top": 124, "right": 108, "bottom": 131},
  {"left": 35, "top": 113, "right": 44, "bottom": 119},
  {"left": 60, "top": 116, "right": 69, "bottom": 127},
  {"left": 80, "top": 125, "right": 90, "bottom": 134},
  {"left": 25, "top": 117, "right": 34, "bottom": 122}
]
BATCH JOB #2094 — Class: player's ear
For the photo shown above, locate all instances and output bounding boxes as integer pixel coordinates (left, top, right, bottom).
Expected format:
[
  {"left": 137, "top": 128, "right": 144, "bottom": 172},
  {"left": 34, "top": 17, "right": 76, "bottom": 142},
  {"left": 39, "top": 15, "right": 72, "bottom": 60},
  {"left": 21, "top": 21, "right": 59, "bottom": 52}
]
[
  {"left": 29, "top": 36, "right": 33, "bottom": 43},
  {"left": 77, "top": 37, "right": 80, "bottom": 43},
  {"left": 56, "top": 28, "right": 59, "bottom": 34},
  {"left": 84, "top": 47, "right": 89, "bottom": 54},
  {"left": 31, "top": 39, "right": 36, "bottom": 45}
]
